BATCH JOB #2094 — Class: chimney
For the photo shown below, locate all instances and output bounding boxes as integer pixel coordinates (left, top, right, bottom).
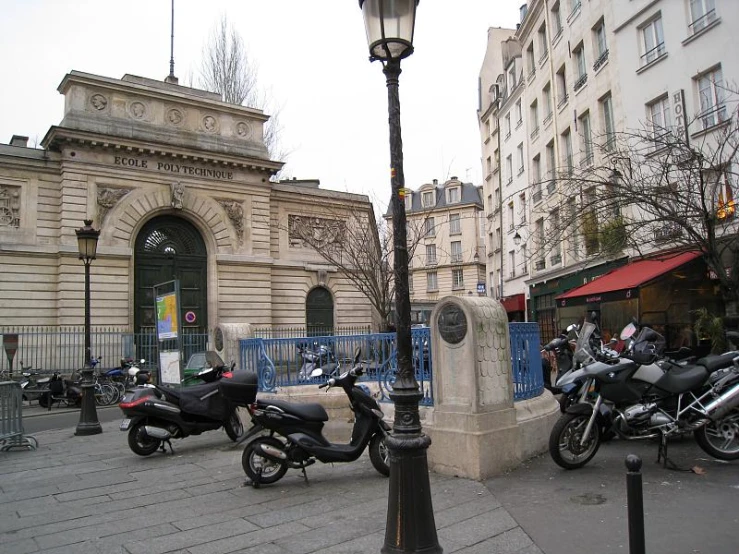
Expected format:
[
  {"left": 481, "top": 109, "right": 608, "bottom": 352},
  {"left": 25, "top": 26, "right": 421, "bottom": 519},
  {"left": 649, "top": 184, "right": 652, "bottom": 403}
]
[
  {"left": 432, "top": 179, "right": 438, "bottom": 186},
  {"left": 10, "top": 135, "right": 29, "bottom": 148}
]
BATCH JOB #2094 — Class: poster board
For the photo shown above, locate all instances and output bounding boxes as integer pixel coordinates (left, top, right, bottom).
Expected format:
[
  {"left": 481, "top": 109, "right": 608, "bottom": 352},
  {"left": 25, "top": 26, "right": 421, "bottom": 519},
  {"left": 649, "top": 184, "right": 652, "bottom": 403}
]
[{"left": 153, "top": 280, "right": 183, "bottom": 386}]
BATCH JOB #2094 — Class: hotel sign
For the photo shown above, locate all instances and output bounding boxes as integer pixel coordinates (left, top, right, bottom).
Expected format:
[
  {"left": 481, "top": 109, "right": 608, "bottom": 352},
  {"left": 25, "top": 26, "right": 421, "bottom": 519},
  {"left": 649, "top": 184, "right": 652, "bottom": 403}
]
[{"left": 672, "top": 89, "right": 690, "bottom": 147}]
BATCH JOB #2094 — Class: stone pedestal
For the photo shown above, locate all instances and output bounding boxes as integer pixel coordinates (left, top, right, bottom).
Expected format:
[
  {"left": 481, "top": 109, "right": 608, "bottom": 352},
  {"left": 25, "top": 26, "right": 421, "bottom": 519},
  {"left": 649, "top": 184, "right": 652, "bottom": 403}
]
[{"left": 426, "top": 296, "right": 521, "bottom": 480}]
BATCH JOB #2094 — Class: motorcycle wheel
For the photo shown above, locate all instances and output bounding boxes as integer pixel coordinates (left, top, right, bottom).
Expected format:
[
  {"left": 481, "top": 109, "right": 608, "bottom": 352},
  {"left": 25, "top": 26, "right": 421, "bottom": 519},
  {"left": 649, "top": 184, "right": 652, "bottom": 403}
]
[
  {"left": 369, "top": 433, "right": 390, "bottom": 477},
  {"left": 128, "top": 421, "right": 161, "bottom": 456},
  {"left": 224, "top": 409, "right": 244, "bottom": 442},
  {"left": 38, "top": 392, "right": 50, "bottom": 408},
  {"left": 694, "top": 407, "right": 739, "bottom": 460},
  {"left": 549, "top": 412, "right": 601, "bottom": 470},
  {"left": 242, "top": 437, "right": 288, "bottom": 485}
]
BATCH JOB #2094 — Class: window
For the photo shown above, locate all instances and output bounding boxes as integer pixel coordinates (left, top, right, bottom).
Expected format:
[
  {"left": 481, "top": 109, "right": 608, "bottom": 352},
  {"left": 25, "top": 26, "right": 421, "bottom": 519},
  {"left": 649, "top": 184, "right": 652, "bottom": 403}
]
[
  {"left": 508, "top": 64, "right": 517, "bottom": 90},
  {"left": 508, "top": 250, "right": 516, "bottom": 278},
  {"left": 641, "top": 15, "right": 665, "bottom": 66},
  {"left": 520, "top": 244, "right": 528, "bottom": 275},
  {"left": 579, "top": 111, "right": 593, "bottom": 166},
  {"left": 422, "top": 190, "right": 434, "bottom": 207},
  {"left": 424, "top": 217, "right": 435, "bottom": 237},
  {"left": 495, "top": 187, "right": 501, "bottom": 207},
  {"left": 601, "top": 93, "right": 615, "bottom": 151},
  {"left": 404, "top": 192, "right": 412, "bottom": 211},
  {"left": 561, "top": 129, "right": 574, "bottom": 176},
  {"left": 593, "top": 19, "right": 608, "bottom": 70},
  {"left": 546, "top": 140, "right": 556, "bottom": 182},
  {"left": 550, "top": 208, "right": 561, "bottom": 264},
  {"left": 449, "top": 213, "right": 461, "bottom": 235},
  {"left": 543, "top": 83, "right": 553, "bottom": 123},
  {"left": 706, "top": 166, "right": 736, "bottom": 221},
  {"left": 526, "top": 43, "right": 536, "bottom": 79},
  {"left": 538, "top": 24, "right": 548, "bottom": 64},
  {"left": 532, "top": 155, "right": 543, "bottom": 203},
  {"left": 535, "top": 218, "right": 546, "bottom": 270},
  {"left": 426, "top": 243, "right": 437, "bottom": 265},
  {"left": 505, "top": 113, "right": 512, "bottom": 139},
  {"left": 568, "top": 0, "right": 582, "bottom": 21},
  {"left": 447, "top": 186, "right": 460, "bottom": 204},
  {"left": 495, "top": 227, "right": 502, "bottom": 248},
  {"left": 530, "top": 99, "right": 539, "bottom": 138},
  {"left": 519, "top": 193, "right": 527, "bottom": 224},
  {"left": 451, "top": 241, "right": 463, "bottom": 263},
  {"left": 508, "top": 202, "right": 515, "bottom": 231},
  {"left": 517, "top": 143, "right": 525, "bottom": 175},
  {"left": 556, "top": 65, "right": 568, "bottom": 108},
  {"left": 506, "top": 154, "right": 513, "bottom": 184},
  {"left": 697, "top": 66, "right": 727, "bottom": 130},
  {"left": 647, "top": 95, "right": 671, "bottom": 140},
  {"left": 568, "top": 197, "right": 580, "bottom": 258},
  {"left": 427, "top": 271, "right": 438, "bottom": 291},
  {"left": 452, "top": 268, "right": 464, "bottom": 290},
  {"left": 689, "top": 0, "right": 717, "bottom": 34},
  {"left": 486, "top": 156, "right": 493, "bottom": 177},
  {"left": 408, "top": 274, "right": 413, "bottom": 293},
  {"left": 552, "top": 2, "right": 563, "bottom": 39},
  {"left": 515, "top": 99, "right": 523, "bottom": 127},
  {"left": 573, "top": 43, "right": 587, "bottom": 91},
  {"left": 479, "top": 210, "right": 485, "bottom": 237},
  {"left": 493, "top": 148, "right": 500, "bottom": 173}
]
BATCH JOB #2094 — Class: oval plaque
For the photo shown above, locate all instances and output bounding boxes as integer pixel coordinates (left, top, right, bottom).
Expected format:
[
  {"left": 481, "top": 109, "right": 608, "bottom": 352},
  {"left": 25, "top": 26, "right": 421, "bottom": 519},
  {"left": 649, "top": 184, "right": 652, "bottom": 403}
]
[{"left": 437, "top": 303, "right": 467, "bottom": 344}]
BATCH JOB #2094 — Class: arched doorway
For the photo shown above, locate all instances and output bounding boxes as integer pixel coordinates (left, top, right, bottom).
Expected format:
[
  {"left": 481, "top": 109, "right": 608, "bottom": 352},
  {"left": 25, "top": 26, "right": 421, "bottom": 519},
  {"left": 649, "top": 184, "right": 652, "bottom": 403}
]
[
  {"left": 134, "top": 216, "right": 208, "bottom": 340},
  {"left": 306, "top": 286, "right": 334, "bottom": 336}
]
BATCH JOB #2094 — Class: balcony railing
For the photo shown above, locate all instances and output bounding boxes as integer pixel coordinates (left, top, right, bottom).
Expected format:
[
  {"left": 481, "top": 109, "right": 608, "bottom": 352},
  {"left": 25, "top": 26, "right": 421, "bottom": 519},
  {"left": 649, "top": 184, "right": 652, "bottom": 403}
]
[
  {"left": 654, "top": 222, "right": 683, "bottom": 242},
  {"left": 573, "top": 73, "right": 588, "bottom": 92},
  {"left": 689, "top": 9, "right": 717, "bottom": 34},
  {"left": 530, "top": 126, "right": 540, "bottom": 140},
  {"left": 641, "top": 42, "right": 666, "bottom": 66},
  {"left": 550, "top": 253, "right": 562, "bottom": 265},
  {"left": 534, "top": 259, "right": 546, "bottom": 271},
  {"left": 593, "top": 49, "right": 609, "bottom": 71},
  {"left": 450, "top": 255, "right": 463, "bottom": 263},
  {"left": 538, "top": 49, "right": 549, "bottom": 67},
  {"left": 533, "top": 190, "right": 543, "bottom": 204},
  {"left": 557, "top": 93, "right": 569, "bottom": 109},
  {"left": 546, "top": 180, "right": 557, "bottom": 194},
  {"left": 425, "top": 258, "right": 438, "bottom": 266},
  {"left": 543, "top": 112, "right": 553, "bottom": 126}
]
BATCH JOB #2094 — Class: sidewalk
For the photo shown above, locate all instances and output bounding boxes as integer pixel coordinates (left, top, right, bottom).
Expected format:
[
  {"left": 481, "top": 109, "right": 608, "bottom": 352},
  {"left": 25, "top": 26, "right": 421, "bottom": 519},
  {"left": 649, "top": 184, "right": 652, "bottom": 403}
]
[{"left": 0, "top": 418, "right": 544, "bottom": 554}]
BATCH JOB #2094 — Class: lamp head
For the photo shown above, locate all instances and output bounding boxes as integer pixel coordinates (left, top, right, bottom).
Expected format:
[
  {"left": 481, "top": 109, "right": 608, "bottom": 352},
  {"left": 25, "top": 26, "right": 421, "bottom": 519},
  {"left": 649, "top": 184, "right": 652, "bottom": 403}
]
[
  {"left": 513, "top": 231, "right": 522, "bottom": 246},
  {"left": 359, "top": 0, "right": 419, "bottom": 62},
  {"left": 76, "top": 219, "right": 100, "bottom": 263}
]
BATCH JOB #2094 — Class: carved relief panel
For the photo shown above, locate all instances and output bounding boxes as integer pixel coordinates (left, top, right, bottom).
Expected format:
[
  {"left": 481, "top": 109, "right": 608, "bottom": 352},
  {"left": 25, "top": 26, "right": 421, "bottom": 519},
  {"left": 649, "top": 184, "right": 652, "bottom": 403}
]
[{"left": 0, "top": 185, "right": 21, "bottom": 229}]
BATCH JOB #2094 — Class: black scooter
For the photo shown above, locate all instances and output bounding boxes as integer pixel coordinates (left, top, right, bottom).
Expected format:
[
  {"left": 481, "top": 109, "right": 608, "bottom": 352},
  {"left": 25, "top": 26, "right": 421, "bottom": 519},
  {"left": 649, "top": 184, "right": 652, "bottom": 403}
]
[
  {"left": 223, "top": 348, "right": 391, "bottom": 487},
  {"left": 118, "top": 362, "right": 246, "bottom": 456}
]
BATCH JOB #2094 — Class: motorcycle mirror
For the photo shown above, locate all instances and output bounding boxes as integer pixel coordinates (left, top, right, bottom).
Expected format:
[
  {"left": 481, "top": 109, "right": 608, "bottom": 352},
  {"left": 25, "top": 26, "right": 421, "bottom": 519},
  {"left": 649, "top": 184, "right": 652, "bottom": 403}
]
[
  {"left": 140, "top": 359, "right": 145, "bottom": 364},
  {"left": 620, "top": 323, "right": 637, "bottom": 340},
  {"left": 566, "top": 324, "right": 577, "bottom": 333},
  {"left": 309, "top": 368, "right": 324, "bottom": 378},
  {"left": 353, "top": 347, "right": 362, "bottom": 364}
]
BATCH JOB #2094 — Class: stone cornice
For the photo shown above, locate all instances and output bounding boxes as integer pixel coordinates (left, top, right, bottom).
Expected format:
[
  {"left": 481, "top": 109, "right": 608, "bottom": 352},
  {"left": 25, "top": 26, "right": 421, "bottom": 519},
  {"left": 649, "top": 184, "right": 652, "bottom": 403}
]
[
  {"left": 41, "top": 126, "right": 282, "bottom": 174},
  {"left": 271, "top": 182, "right": 370, "bottom": 204}
]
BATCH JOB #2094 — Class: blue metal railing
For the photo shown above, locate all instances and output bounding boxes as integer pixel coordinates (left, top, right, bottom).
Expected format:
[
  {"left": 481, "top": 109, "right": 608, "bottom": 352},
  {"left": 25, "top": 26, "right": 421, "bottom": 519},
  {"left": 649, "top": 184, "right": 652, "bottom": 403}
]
[
  {"left": 240, "top": 327, "right": 434, "bottom": 406},
  {"left": 509, "top": 322, "right": 544, "bottom": 400}
]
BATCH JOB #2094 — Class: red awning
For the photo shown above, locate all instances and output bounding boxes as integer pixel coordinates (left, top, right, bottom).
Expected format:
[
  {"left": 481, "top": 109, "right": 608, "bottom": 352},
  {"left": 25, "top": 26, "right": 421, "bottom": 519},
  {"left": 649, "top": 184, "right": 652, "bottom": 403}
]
[
  {"left": 501, "top": 293, "right": 526, "bottom": 313},
  {"left": 556, "top": 251, "right": 701, "bottom": 301}
]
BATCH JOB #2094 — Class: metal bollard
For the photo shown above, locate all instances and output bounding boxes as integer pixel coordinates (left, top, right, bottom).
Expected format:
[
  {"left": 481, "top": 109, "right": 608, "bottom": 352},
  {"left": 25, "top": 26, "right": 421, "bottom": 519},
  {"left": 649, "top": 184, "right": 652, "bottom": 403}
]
[{"left": 625, "top": 454, "right": 646, "bottom": 554}]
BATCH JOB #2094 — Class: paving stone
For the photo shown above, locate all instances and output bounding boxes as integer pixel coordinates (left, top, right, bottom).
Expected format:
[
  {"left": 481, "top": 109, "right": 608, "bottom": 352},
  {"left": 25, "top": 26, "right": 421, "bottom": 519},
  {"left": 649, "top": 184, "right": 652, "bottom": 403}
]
[{"left": 437, "top": 507, "right": 518, "bottom": 547}]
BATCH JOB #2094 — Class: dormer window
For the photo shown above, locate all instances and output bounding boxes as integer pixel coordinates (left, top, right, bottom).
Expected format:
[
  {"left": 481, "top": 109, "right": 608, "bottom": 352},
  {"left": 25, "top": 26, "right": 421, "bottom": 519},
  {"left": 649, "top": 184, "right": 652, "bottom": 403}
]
[
  {"left": 404, "top": 192, "right": 412, "bottom": 211},
  {"left": 447, "top": 187, "right": 460, "bottom": 204},
  {"left": 422, "top": 190, "right": 434, "bottom": 208}
]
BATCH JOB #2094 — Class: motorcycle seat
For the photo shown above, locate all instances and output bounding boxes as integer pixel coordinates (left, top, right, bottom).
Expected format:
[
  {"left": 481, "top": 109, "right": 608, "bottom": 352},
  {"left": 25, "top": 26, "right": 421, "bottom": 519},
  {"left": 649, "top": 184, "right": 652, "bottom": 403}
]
[
  {"left": 695, "top": 352, "right": 738, "bottom": 373},
  {"left": 160, "top": 381, "right": 220, "bottom": 404},
  {"left": 656, "top": 364, "right": 708, "bottom": 394},
  {"left": 257, "top": 398, "right": 329, "bottom": 422}
]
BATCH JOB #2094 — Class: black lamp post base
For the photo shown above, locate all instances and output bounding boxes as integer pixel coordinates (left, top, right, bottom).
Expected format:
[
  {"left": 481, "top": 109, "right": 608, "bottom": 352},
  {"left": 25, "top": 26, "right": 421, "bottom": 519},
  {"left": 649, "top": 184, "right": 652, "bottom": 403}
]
[{"left": 75, "top": 369, "right": 102, "bottom": 436}]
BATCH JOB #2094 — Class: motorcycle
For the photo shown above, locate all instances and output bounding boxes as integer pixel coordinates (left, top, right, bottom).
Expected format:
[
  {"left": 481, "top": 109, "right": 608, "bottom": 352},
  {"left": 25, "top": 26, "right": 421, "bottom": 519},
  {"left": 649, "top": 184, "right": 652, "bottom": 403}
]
[
  {"left": 549, "top": 320, "right": 739, "bottom": 470},
  {"left": 38, "top": 371, "right": 83, "bottom": 409},
  {"left": 541, "top": 324, "right": 578, "bottom": 392},
  {"left": 223, "top": 348, "right": 391, "bottom": 487},
  {"left": 297, "top": 341, "right": 338, "bottom": 380},
  {"left": 118, "top": 356, "right": 245, "bottom": 456}
]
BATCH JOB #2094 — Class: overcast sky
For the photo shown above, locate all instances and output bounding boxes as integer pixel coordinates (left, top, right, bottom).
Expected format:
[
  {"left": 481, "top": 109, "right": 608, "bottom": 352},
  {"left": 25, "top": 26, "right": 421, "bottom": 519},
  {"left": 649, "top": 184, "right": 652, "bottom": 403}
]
[{"left": 0, "top": 0, "right": 522, "bottom": 210}]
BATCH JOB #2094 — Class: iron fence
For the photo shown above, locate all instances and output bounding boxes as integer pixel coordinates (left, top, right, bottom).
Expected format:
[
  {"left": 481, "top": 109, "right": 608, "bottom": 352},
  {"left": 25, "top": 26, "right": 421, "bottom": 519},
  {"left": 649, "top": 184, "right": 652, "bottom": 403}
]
[
  {"left": 253, "top": 325, "right": 372, "bottom": 339},
  {"left": 509, "top": 322, "right": 545, "bottom": 400},
  {"left": 0, "top": 326, "right": 209, "bottom": 377}
]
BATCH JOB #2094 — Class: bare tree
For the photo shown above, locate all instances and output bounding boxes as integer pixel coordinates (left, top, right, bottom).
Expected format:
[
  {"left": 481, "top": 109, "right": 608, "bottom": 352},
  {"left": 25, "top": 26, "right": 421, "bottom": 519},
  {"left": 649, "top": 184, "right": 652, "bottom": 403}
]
[
  {"left": 197, "top": 16, "right": 287, "bottom": 172},
  {"left": 527, "top": 93, "right": 739, "bottom": 317}
]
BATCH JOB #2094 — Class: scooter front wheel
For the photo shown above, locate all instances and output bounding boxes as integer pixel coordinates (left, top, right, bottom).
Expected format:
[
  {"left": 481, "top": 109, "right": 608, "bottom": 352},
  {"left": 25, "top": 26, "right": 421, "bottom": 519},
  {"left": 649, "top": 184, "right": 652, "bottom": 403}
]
[
  {"left": 242, "top": 437, "right": 288, "bottom": 485},
  {"left": 128, "top": 421, "right": 161, "bottom": 456},
  {"left": 369, "top": 433, "right": 390, "bottom": 477}
]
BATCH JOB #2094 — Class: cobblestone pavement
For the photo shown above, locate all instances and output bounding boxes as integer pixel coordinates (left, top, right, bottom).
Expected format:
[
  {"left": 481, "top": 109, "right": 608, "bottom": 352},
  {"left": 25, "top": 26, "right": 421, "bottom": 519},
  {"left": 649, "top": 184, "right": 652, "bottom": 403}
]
[{"left": 1, "top": 418, "right": 543, "bottom": 554}]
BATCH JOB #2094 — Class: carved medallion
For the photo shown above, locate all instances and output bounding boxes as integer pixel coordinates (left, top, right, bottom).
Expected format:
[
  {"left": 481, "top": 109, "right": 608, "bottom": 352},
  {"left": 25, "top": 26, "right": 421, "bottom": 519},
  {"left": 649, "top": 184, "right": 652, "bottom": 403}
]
[
  {"left": 235, "top": 121, "right": 251, "bottom": 138},
  {"left": 90, "top": 94, "right": 108, "bottom": 111},
  {"left": 130, "top": 101, "right": 146, "bottom": 119},
  {"left": 0, "top": 186, "right": 20, "bottom": 228},
  {"left": 288, "top": 215, "right": 344, "bottom": 249},
  {"left": 202, "top": 115, "right": 218, "bottom": 133},
  {"left": 437, "top": 303, "right": 468, "bottom": 345},
  {"left": 166, "top": 108, "right": 184, "bottom": 126}
]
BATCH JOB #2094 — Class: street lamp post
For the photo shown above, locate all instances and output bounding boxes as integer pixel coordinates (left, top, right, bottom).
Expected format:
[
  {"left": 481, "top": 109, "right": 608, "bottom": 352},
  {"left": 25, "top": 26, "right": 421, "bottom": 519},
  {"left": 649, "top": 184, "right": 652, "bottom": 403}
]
[
  {"left": 75, "top": 219, "right": 102, "bottom": 436},
  {"left": 359, "top": 2, "right": 442, "bottom": 552}
]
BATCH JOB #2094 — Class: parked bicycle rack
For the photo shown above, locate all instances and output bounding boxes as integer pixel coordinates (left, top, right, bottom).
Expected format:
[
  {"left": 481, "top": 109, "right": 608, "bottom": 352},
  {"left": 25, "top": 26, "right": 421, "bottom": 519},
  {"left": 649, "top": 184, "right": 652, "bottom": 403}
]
[{"left": 0, "top": 381, "right": 38, "bottom": 451}]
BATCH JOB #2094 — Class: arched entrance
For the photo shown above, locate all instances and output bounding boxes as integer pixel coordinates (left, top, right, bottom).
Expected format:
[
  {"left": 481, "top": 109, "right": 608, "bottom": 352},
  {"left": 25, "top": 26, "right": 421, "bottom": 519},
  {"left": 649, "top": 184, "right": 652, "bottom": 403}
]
[
  {"left": 134, "top": 216, "right": 208, "bottom": 337},
  {"left": 306, "top": 286, "right": 334, "bottom": 336}
]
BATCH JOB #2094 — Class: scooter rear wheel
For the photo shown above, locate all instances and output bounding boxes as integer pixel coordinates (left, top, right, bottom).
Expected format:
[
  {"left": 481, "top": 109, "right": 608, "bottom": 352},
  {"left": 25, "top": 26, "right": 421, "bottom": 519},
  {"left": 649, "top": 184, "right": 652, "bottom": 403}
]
[
  {"left": 128, "top": 421, "right": 161, "bottom": 456},
  {"left": 242, "top": 437, "right": 288, "bottom": 485},
  {"left": 224, "top": 409, "right": 244, "bottom": 442},
  {"left": 369, "top": 433, "right": 390, "bottom": 477}
]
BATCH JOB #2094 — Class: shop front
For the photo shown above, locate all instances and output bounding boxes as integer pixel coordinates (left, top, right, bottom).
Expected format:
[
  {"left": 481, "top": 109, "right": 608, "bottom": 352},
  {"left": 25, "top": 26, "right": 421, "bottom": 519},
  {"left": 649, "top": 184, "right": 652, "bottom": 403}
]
[{"left": 556, "top": 251, "right": 720, "bottom": 348}]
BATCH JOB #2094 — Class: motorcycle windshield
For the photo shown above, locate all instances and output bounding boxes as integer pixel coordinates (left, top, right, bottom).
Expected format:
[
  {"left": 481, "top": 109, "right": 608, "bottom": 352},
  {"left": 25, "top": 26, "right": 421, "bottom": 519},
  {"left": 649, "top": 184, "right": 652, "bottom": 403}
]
[{"left": 573, "top": 322, "right": 596, "bottom": 365}]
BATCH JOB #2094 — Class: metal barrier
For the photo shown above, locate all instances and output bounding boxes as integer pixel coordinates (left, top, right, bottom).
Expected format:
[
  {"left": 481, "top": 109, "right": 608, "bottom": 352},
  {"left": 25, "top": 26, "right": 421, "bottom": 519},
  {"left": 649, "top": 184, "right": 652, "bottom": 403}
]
[
  {"left": 509, "top": 322, "right": 545, "bottom": 400},
  {"left": 241, "top": 327, "right": 434, "bottom": 406},
  {"left": 0, "top": 381, "right": 37, "bottom": 451}
]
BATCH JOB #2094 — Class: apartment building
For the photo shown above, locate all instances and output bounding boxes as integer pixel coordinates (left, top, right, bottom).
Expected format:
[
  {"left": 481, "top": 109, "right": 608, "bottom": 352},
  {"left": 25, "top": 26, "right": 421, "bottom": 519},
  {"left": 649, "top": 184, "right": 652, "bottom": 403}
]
[
  {"left": 480, "top": 0, "right": 738, "bottom": 340},
  {"left": 386, "top": 178, "right": 486, "bottom": 325}
]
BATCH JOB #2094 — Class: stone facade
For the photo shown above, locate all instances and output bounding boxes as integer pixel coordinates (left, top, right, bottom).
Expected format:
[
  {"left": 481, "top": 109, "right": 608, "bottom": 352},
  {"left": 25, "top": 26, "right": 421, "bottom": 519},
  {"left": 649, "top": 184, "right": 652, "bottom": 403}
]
[{"left": 0, "top": 71, "right": 376, "bottom": 332}]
